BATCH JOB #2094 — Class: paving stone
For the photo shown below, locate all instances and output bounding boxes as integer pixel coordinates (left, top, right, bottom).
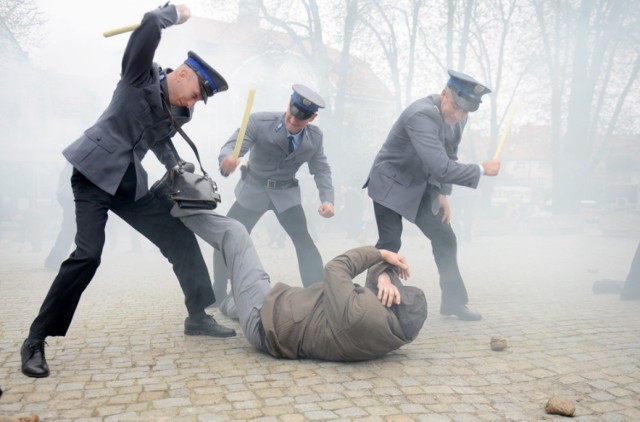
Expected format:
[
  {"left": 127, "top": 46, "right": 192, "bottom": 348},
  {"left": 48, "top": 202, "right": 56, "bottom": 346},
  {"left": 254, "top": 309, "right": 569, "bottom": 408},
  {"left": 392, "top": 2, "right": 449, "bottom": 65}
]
[{"left": 2, "top": 234, "right": 639, "bottom": 420}]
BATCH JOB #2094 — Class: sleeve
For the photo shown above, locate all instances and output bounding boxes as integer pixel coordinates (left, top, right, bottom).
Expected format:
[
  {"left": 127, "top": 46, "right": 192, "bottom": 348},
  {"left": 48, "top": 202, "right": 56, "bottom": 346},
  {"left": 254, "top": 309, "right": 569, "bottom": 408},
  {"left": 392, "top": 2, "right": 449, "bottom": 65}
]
[
  {"left": 321, "top": 246, "right": 383, "bottom": 325},
  {"left": 218, "top": 114, "right": 258, "bottom": 165},
  {"left": 307, "top": 129, "right": 335, "bottom": 204},
  {"left": 151, "top": 138, "right": 181, "bottom": 169},
  {"left": 121, "top": 4, "right": 179, "bottom": 87},
  {"left": 406, "top": 108, "right": 480, "bottom": 188}
]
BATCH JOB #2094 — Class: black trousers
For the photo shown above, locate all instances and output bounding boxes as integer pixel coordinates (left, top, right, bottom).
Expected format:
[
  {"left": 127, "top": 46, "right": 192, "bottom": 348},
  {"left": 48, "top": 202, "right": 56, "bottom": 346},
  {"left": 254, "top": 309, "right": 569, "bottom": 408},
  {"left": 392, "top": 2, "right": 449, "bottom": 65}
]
[
  {"left": 44, "top": 195, "right": 76, "bottom": 268},
  {"left": 213, "top": 200, "right": 323, "bottom": 301},
  {"left": 373, "top": 189, "right": 469, "bottom": 306},
  {"left": 29, "top": 164, "right": 215, "bottom": 338}
]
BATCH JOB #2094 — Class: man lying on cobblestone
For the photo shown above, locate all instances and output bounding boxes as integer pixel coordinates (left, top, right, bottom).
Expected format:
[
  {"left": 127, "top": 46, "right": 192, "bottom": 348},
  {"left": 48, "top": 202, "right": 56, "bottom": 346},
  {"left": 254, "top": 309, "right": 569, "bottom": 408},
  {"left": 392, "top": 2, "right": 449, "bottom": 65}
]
[
  {"left": 242, "top": 245, "right": 428, "bottom": 361},
  {"left": 159, "top": 187, "right": 428, "bottom": 360}
]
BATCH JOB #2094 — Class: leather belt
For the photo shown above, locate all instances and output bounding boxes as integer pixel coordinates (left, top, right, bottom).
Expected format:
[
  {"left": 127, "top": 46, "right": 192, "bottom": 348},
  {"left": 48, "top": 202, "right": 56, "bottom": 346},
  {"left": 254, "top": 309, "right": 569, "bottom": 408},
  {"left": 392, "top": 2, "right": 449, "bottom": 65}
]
[{"left": 241, "top": 166, "right": 298, "bottom": 189}]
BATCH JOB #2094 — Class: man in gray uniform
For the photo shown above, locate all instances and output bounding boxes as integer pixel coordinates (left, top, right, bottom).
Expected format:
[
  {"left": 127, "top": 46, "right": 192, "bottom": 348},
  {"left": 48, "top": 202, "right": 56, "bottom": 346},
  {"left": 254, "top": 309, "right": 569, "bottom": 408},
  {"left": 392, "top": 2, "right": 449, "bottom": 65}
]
[
  {"left": 213, "top": 85, "right": 335, "bottom": 302},
  {"left": 20, "top": 3, "right": 235, "bottom": 379},
  {"left": 364, "top": 70, "right": 501, "bottom": 321}
]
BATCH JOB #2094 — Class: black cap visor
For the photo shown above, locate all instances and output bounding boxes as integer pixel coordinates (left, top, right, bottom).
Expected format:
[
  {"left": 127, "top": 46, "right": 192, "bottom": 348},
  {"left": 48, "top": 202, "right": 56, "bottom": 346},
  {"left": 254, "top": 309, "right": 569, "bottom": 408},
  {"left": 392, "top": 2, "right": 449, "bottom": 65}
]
[
  {"left": 289, "top": 99, "right": 316, "bottom": 120},
  {"left": 450, "top": 89, "right": 480, "bottom": 112}
]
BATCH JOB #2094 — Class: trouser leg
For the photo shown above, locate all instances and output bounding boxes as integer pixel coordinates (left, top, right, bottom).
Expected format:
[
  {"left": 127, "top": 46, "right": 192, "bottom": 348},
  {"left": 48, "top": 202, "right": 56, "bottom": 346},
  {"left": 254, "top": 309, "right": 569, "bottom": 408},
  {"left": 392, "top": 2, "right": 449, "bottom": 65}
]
[
  {"left": 179, "top": 212, "right": 269, "bottom": 351},
  {"left": 414, "top": 192, "right": 468, "bottom": 306},
  {"left": 30, "top": 169, "right": 110, "bottom": 338},
  {"left": 373, "top": 201, "right": 403, "bottom": 252},
  {"left": 44, "top": 199, "right": 76, "bottom": 268},
  {"left": 114, "top": 192, "right": 215, "bottom": 315},
  {"left": 213, "top": 202, "right": 264, "bottom": 302},
  {"left": 276, "top": 205, "right": 323, "bottom": 287}
]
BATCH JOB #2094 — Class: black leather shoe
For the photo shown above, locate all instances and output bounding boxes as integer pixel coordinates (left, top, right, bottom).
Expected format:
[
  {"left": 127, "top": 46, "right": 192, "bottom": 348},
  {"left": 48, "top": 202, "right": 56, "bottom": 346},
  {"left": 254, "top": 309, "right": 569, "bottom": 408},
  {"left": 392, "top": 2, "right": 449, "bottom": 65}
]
[
  {"left": 184, "top": 314, "right": 236, "bottom": 337},
  {"left": 21, "top": 339, "right": 50, "bottom": 378},
  {"left": 440, "top": 303, "right": 482, "bottom": 321}
]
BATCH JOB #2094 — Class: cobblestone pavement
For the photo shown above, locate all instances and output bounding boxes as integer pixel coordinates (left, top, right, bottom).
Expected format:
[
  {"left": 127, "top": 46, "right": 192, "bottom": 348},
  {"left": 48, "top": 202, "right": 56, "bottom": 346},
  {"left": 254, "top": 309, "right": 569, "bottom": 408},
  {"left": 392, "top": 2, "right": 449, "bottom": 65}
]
[{"left": 1, "top": 227, "right": 639, "bottom": 421}]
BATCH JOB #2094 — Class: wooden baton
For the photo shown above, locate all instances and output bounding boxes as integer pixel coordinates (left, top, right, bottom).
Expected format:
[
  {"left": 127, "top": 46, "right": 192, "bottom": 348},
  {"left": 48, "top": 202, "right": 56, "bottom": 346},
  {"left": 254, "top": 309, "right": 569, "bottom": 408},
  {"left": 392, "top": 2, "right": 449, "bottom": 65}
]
[
  {"left": 232, "top": 88, "right": 257, "bottom": 159},
  {"left": 103, "top": 23, "right": 140, "bottom": 38},
  {"left": 493, "top": 102, "right": 519, "bottom": 160}
]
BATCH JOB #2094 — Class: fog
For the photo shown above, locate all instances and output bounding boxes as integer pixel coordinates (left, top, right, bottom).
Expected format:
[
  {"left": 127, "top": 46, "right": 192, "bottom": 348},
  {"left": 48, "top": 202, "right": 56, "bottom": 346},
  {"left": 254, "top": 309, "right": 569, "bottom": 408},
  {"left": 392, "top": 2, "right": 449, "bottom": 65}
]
[{"left": 1, "top": 0, "right": 639, "bottom": 290}]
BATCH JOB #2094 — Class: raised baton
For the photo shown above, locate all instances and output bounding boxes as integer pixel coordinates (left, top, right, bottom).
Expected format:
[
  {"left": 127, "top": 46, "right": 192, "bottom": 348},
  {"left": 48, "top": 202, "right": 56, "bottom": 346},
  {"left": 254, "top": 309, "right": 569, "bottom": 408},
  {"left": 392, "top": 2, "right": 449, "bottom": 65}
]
[
  {"left": 232, "top": 88, "right": 257, "bottom": 159},
  {"left": 103, "top": 23, "right": 140, "bottom": 38},
  {"left": 493, "top": 102, "right": 519, "bottom": 160}
]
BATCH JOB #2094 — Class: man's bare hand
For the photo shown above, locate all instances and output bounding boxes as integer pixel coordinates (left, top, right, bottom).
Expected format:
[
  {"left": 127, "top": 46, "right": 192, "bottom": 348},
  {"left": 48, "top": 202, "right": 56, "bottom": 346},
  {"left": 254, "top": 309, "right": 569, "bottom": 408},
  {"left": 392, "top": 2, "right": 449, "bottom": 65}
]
[
  {"left": 318, "top": 202, "right": 335, "bottom": 218},
  {"left": 376, "top": 271, "right": 401, "bottom": 307},
  {"left": 481, "top": 159, "right": 501, "bottom": 176},
  {"left": 438, "top": 194, "right": 451, "bottom": 224},
  {"left": 174, "top": 5, "right": 191, "bottom": 24},
  {"left": 220, "top": 156, "right": 240, "bottom": 176},
  {"left": 379, "top": 249, "right": 410, "bottom": 279}
]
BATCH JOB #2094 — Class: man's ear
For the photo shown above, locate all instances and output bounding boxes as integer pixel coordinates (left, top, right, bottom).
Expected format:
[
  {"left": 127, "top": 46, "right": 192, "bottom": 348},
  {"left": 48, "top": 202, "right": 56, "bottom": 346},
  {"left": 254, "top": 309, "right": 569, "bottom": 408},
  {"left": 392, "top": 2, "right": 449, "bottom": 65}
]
[
  {"left": 178, "top": 67, "right": 191, "bottom": 81},
  {"left": 308, "top": 113, "right": 318, "bottom": 123}
]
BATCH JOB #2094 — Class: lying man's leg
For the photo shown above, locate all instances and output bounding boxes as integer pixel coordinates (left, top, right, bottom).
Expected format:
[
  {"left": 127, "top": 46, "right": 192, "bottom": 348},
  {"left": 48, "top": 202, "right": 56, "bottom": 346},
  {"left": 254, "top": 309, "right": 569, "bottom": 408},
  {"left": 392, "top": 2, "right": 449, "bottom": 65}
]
[{"left": 175, "top": 210, "right": 270, "bottom": 351}]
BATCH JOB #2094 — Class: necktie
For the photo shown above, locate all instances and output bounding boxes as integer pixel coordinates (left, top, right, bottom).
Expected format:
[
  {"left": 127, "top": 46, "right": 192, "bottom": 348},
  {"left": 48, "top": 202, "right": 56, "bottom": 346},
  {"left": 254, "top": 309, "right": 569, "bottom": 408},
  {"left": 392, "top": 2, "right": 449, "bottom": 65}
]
[{"left": 288, "top": 136, "right": 295, "bottom": 154}]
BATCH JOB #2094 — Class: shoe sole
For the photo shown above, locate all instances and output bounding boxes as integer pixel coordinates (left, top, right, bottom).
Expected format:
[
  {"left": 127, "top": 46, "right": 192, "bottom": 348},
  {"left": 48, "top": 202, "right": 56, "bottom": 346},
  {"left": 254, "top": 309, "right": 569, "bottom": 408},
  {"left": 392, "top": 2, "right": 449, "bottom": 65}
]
[
  {"left": 184, "top": 329, "right": 237, "bottom": 338},
  {"left": 22, "top": 368, "right": 50, "bottom": 378}
]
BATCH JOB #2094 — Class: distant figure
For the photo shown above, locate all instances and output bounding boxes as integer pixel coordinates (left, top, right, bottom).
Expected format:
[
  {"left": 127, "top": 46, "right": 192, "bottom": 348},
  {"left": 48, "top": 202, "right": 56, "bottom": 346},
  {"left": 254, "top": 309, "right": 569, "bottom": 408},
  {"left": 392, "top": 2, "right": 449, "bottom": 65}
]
[
  {"left": 214, "top": 84, "right": 335, "bottom": 303},
  {"left": 592, "top": 241, "right": 640, "bottom": 300},
  {"left": 364, "top": 70, "right": 500, "bottom": 321},
  {"left": 44, "top": 163, "right": 75, "bottom": 270},
  {"left": 21, "top": 3, "right": 235, "bottom": 380}
]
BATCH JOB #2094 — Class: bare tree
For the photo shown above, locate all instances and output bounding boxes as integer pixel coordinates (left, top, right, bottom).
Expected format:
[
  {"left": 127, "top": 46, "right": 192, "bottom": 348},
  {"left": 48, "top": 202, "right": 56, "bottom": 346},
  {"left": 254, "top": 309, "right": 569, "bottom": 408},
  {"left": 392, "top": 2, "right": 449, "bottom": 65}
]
[
  {"left": 255, "top": 0, "right": 333, "bottom": 104},
  {"left": 0, "top": 0, "right": 44, "bottom": 63},
  {"left": 533, "top": 0, "right": 640, "bottom": 214},
  {"left": 358, "top": 0, "right": 425, "bottom": 111},
  {"left": 332, "top": 0, "right": 360, "bottom": 128}
]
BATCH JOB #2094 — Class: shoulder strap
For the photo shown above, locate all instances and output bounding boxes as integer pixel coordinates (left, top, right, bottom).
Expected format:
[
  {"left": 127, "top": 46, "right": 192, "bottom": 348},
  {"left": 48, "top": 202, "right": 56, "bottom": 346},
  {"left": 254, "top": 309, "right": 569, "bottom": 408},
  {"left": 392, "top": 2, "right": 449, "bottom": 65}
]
[{"left": 161, "top": 99, "right": 209, "bottom": 177}]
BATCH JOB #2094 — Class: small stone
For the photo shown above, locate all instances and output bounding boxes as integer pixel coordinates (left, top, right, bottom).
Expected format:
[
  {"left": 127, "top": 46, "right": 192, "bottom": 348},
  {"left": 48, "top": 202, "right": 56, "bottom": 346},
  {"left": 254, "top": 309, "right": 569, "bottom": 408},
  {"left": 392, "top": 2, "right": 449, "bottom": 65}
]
[
  {"left": 490, "top": 336, "right": 507, "bottom": 351},
  {"left": 0, "top": 415, "right": 40, "bottom": 422},
  {"left": 545, "top": 395, "right": 576, "bottom": 416}
]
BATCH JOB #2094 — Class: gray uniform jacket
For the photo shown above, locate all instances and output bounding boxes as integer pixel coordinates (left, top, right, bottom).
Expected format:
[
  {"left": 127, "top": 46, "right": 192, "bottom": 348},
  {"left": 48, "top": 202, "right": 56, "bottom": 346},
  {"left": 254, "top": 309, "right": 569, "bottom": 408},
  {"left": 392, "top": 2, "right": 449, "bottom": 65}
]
[
  {"left": 62, "top": 5, "right": 185, "bottom": 201},
  {"left": 218, "top": 112, "right": 334, "bottom": 213},
  {"left": 260, "top": 246, "right": 414, "bottom": 361},
  {"left": 365, "top": 94, "right": 481, "bottom": 223}
]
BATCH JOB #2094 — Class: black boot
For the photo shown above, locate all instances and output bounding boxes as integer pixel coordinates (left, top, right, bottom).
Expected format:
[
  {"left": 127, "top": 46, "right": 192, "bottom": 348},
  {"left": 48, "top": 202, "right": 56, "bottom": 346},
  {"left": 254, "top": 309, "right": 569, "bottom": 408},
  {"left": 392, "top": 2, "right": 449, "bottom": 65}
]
[
  {"left": 184, "top": 314, "right": 236, "bottom": 337},
  {"left": 21, "top": 339, "right": 50, "bottom": 378}
]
